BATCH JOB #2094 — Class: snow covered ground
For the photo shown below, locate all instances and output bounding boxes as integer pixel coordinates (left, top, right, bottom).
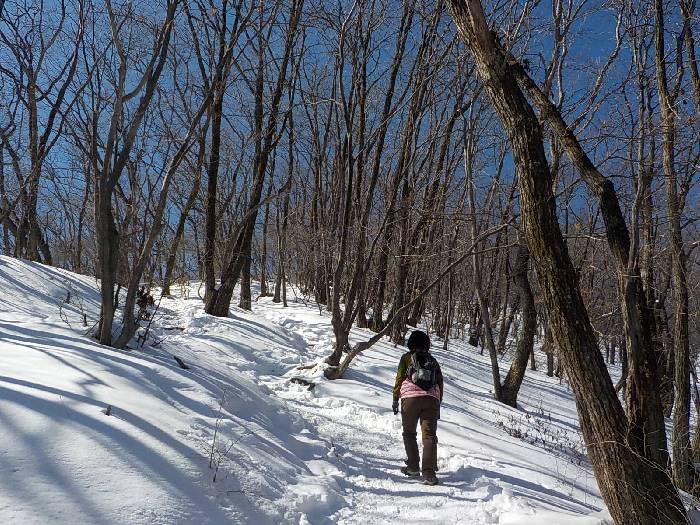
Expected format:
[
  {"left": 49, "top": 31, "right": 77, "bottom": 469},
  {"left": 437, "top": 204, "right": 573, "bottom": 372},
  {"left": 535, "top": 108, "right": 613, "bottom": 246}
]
[{"left": 0, "top": 256, "right": 621, "bottom": 524}]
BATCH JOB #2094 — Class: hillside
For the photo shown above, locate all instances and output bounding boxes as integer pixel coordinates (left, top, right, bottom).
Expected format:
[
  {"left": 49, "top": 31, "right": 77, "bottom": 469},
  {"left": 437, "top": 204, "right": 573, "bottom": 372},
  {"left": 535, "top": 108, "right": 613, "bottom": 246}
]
[{"left": 0, "top": 256, "right": 619, "bottom": 524}]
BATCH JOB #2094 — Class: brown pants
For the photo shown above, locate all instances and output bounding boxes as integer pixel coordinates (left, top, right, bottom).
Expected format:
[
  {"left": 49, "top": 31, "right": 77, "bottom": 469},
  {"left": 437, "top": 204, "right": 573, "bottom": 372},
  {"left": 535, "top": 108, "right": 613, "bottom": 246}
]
[{"left": 401, "top": 396, "right": 439, "bottom": 474}]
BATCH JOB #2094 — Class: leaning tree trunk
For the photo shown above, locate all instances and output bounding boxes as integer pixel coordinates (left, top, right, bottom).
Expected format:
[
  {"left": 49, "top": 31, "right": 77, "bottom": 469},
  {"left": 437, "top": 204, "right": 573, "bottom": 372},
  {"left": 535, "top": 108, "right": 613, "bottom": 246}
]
[
  {"left": 500, "top": 244, "right": 536, "bottom": 408},
  {"left": 505, "top": 24, "right": 668, "bottom": 467},
  {"left": 445, "top": 1, "right": 687, "bottom": 522}
]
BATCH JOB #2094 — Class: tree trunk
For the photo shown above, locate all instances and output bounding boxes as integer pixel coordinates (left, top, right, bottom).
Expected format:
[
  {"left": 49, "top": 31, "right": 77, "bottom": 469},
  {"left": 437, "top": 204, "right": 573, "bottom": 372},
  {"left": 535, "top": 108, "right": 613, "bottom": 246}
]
[
  {"left": 273, "top": 267, "right": 282, "bottom": 304},
  {"left": 96, "top": 191, "right": 119, "bottom": 346},
  {"left": 444, "top": 2, "right": 687, "bottom": 521},
  {"left": 505, "top": 18, "right": 668, "bottom": 468},
  {"left": 655, "top": 0, "right": 694, "bottom": 492},
  {"left": 238, "top": 253, "right": 252, "bottom": 310},
  {"left": 206, "top": 0, "right": 303, "bottom": 318},
  {"left": 691, "top": 367, "right": 700, "bottom": 462},
  {"left": 371, "top": 228, "right": 391, "bottom": 332},
  {"left": 260, "top": 199, "right": 272, "bottom": 297},
  {"left": 543, "top": 327, "right": 555, "bottom": 378},
  {"left": 500, "top": 244, "right": 536, "bottom": 408},
  {"left": 203, "top": 87, "right": 225, "bottom": 305}
]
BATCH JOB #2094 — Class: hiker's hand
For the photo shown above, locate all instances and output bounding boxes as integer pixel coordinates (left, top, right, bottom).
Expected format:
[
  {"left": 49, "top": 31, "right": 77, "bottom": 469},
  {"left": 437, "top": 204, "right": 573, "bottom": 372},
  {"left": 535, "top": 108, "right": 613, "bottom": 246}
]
[{"left": 392, "top": 400, "right": 399, "bottom": 415}]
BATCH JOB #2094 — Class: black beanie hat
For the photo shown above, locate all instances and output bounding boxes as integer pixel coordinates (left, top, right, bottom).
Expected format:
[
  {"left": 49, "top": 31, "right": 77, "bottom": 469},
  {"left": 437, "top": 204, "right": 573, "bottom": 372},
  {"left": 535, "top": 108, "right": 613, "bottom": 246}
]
[{"left": 407, "top": 330, "right": 430, "bottom": 352}]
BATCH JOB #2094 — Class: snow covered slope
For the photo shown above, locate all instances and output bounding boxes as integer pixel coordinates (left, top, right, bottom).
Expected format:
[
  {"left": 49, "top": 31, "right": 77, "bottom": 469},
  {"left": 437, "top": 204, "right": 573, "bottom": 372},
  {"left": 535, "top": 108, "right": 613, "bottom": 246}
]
[{"left": 0, "top": 256, "right": 615, "bottom": 524}]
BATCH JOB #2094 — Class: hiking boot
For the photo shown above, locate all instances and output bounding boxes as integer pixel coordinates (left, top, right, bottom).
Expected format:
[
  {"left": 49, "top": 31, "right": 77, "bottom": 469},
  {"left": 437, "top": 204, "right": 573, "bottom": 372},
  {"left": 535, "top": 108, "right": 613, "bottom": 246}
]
[
  {"left": 400, "top": 466, "right": 420, "bottom": 477},
  {"left": 423, "top": 471, "right": 439, "bottom": 486}
]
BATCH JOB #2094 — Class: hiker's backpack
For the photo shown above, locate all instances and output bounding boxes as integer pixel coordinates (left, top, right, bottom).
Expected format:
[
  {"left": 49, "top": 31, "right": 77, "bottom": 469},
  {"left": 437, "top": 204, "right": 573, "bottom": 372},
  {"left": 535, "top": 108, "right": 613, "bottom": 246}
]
[{"left": 408, "top": 352, "right": 439, "bottom": 391}]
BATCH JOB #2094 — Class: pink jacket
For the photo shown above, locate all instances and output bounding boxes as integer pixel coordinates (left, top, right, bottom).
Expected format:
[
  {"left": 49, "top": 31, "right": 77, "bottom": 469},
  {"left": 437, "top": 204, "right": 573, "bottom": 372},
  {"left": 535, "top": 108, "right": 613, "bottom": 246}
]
[{"left": 400, "top": 379, "right": 441, "bottom": 402}]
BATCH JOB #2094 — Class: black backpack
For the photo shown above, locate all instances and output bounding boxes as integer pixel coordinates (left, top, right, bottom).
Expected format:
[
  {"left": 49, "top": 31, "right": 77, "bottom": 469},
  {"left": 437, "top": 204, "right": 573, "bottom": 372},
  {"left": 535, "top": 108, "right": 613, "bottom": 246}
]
[{"left": 408, "top": 351, "right": 439, "bottom": 391}]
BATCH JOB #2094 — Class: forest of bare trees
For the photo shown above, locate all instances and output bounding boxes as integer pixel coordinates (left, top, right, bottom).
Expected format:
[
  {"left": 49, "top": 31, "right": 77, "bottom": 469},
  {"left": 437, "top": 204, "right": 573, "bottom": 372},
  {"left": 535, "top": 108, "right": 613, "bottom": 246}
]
[{"left": 0, "top": 0, "right": 698, "bottom": 522}]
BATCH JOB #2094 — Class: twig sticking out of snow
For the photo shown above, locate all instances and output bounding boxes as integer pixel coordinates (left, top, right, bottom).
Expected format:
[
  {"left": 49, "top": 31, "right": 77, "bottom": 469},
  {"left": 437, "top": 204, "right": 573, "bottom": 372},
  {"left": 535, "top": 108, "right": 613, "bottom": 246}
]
[
  {"left": 209, "top": 391, "right": 227, "bottom": 470},
  {"left": 212, "top": 428, "right": 254, "bottom": 483},
  {"left": 207, "top": 389, "right": 255, "bottom": 483}
]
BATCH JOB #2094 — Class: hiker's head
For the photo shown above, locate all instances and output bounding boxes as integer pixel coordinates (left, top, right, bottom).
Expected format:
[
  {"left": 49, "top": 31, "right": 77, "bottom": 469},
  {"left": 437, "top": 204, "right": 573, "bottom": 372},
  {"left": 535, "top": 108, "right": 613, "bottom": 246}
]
[{"left": 407, "top": 330, "right": 430, "bottom": 354}]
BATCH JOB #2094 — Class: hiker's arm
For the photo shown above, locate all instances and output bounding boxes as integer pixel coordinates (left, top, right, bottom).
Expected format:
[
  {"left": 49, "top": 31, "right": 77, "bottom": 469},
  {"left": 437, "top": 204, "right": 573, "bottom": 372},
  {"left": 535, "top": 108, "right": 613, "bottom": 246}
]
[
  {"left": 437, "top": 364, "right": 444, "bottom": 402},
  {"left": 393, "top": 355, "right": 408, "bottom": 401}
]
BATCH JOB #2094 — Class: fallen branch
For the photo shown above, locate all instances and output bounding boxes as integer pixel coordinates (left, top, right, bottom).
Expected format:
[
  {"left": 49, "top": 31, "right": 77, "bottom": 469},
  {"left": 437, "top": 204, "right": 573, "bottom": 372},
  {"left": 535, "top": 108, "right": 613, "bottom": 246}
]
[{"left": 326, "top": 220, "right": 513, "bottom": 379}]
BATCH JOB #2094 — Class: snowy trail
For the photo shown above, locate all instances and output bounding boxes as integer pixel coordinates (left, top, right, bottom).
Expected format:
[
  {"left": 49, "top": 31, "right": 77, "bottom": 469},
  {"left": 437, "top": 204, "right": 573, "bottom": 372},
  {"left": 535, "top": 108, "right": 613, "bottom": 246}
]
[
  {"left": 0, "top": 257, "right": 615, "bottom": 524},
  {"left": 249, "top": 298, "right": 609, "bottom": 525}
]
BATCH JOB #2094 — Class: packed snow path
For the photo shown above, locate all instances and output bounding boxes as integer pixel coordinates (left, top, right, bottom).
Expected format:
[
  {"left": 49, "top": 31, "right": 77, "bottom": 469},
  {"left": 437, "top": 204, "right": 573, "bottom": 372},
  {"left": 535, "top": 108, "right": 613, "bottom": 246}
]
[
  {"left": 0, "top": 257, "right": 613, "bottom": 524},
  {"left": 252, "top": 299, "right": 606, "bottom": 525}
]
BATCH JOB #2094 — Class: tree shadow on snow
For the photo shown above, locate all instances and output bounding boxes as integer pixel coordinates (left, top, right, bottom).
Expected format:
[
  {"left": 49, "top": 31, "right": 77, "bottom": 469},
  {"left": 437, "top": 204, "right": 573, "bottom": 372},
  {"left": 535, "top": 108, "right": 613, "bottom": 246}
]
[{"left": 0, "top": 376, "right": 237, "bottom": 524}]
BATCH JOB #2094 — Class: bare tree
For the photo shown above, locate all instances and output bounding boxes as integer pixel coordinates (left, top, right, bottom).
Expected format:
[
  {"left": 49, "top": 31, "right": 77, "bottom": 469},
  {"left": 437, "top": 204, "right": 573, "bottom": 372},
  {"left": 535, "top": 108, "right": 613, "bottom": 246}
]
[
  {"left": 81, "top": 0, "right": 179, "bottom": 345},
  {"left": 0, "top": 0, "right": 86, "bottom": 262},
  {"left": 654, "top": 0, "right": 694, "bottom": 491},
  {"left": 444, "top": 0, "right": 687, "bottom": 522},
  {"left": 205, "top": 0, "right": 304, "bottom": 317}
]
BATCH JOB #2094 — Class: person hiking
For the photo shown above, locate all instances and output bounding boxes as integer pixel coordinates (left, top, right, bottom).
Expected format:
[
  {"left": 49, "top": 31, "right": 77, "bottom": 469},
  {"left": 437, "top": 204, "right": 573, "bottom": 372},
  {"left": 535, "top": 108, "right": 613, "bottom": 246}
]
[{"left": 392, "top": 329, "right": 443, "bottom": 486}]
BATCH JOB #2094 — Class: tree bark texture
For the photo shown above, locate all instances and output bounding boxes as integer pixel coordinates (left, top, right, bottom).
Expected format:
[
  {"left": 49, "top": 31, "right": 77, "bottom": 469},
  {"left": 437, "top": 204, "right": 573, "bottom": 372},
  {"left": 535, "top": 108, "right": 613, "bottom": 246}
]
[
  {"left": 500, "top": 244, "right": 536, "bottom": 408},
  {"left": 444, "top": 1, "right": 687, "bottom": 522}
]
